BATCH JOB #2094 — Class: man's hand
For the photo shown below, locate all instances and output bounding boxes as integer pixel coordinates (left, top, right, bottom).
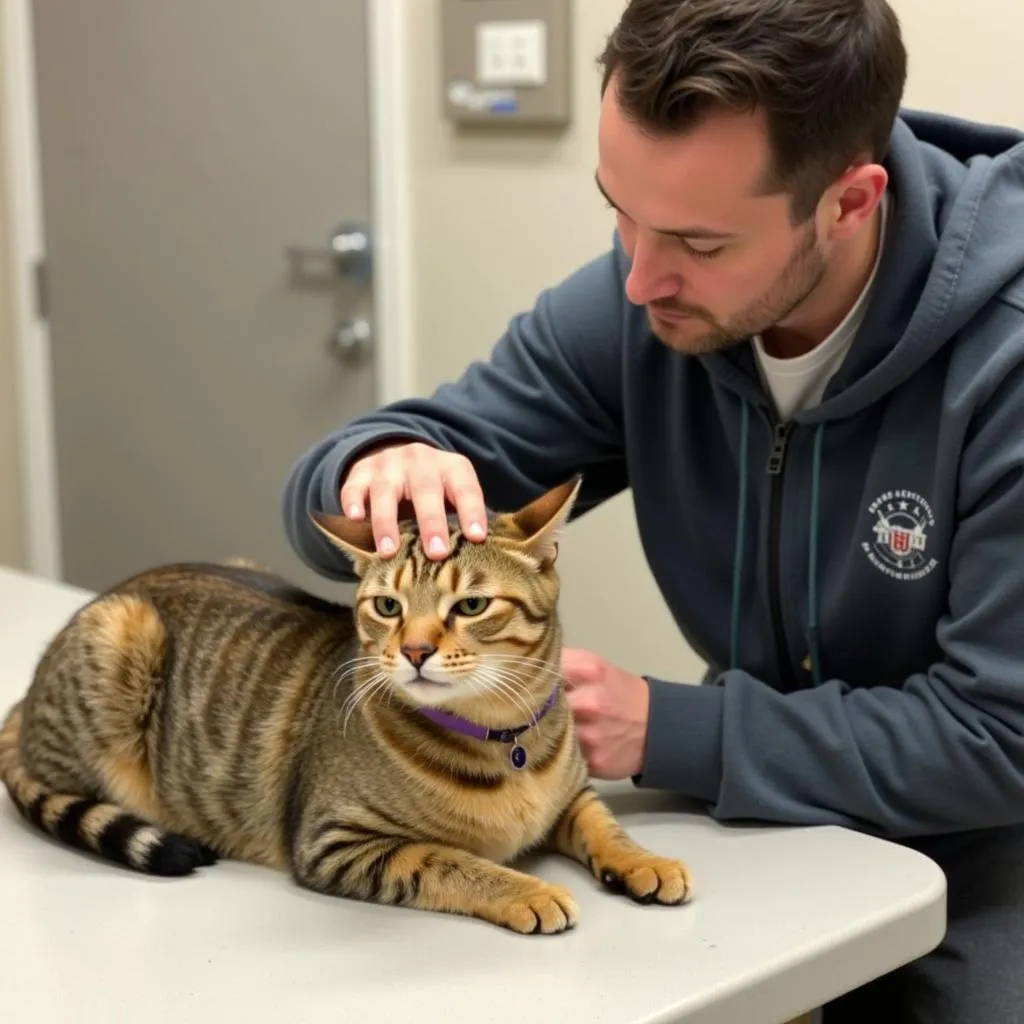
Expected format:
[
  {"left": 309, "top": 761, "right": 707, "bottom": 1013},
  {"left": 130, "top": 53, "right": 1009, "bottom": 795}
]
[
  {"left": 562, "top": 648, "right": 650, "bottom": 780},
  {"left": 340, "top": 442, "right": 488, "bottom": 559}
]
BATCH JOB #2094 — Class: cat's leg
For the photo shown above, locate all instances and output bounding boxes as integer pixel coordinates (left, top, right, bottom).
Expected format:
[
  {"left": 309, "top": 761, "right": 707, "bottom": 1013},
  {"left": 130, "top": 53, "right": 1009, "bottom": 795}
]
[
  {"left": 292, "top": 821, "right": 579, "bottom": 934},
  {"left": 550, "top": 785, "right": 692, "bottom": 905}
]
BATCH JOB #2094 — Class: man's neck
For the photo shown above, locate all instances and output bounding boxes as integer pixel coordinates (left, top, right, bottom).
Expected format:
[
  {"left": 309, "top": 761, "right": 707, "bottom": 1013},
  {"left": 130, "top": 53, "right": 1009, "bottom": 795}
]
[{"left": 760, "top": 202, "right": 884, "bottom": 360}]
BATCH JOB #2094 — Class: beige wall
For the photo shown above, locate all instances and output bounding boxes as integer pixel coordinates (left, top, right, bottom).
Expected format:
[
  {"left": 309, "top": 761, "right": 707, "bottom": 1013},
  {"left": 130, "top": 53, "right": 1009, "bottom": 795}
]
[
  {"left": 891, "top": 0, "right": 1023, "bottom": 127},
  {"left": 0, "top": 6, "right": 25, "bottom": 572}
]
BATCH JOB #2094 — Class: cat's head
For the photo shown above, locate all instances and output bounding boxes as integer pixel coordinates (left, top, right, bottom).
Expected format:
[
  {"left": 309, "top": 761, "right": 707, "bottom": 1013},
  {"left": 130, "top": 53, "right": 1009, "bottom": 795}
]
[{"left": 309, "top": 476, "right": 580, "bottom": 710}]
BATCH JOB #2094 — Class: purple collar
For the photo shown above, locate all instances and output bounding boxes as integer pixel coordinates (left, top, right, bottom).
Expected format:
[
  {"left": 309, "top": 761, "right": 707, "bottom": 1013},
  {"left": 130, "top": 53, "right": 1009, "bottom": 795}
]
[{"left": 417, "top": 686, "right": 559, "bottom": 770}]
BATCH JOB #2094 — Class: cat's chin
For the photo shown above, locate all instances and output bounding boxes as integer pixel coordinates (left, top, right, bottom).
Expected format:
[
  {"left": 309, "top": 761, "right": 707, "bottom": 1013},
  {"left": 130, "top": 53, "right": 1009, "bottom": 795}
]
[{"left": 394, "top": 677, "right": 474, "bottom": 708}]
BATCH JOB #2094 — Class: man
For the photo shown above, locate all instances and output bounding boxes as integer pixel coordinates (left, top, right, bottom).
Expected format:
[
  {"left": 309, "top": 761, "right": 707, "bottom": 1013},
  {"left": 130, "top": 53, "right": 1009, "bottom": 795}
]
[{"left": 282, "top": 0, "right": 1024, "bottom": 1019}]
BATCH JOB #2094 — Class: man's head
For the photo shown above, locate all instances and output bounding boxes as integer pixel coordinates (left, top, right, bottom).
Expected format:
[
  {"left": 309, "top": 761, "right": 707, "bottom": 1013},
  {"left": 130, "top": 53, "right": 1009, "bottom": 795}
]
[{"left": 596, "top": 0, "right": 906, "bottom": 355}]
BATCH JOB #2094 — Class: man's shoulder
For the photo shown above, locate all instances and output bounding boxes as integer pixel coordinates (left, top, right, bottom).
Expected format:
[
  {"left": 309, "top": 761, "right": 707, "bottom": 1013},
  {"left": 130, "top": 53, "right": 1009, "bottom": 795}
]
[{"left": 945, "top": 274, "right": 1024, "bottom": 414}]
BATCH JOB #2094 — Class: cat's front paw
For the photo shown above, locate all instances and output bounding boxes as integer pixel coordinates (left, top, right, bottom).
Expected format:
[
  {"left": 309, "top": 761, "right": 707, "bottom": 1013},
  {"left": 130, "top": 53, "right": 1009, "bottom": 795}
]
[
  {"left": 487, "top": 881, "right": 579, "bottom": 935},
  {"left": 594, "top": 850, "right": 692, "bottom": 906}
]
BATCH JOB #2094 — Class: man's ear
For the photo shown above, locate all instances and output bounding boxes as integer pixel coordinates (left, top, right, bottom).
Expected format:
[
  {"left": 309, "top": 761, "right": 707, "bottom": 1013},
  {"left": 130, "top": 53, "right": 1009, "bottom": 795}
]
[
  {"left": 505, "top": 475, "right": 582, "bottom": 568},
  {"left": 309, "top": 511, "right": 377, "bottom": 577}
]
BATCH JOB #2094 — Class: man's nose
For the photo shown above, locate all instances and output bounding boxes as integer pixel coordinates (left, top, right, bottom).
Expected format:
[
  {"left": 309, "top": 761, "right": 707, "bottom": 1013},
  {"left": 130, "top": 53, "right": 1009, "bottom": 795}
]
[
  {"left": 401, "top": 642, "right": 437, "bottom": 668},
  {"left": 624, "top": 235, "right": 680, "bottom": 306}
]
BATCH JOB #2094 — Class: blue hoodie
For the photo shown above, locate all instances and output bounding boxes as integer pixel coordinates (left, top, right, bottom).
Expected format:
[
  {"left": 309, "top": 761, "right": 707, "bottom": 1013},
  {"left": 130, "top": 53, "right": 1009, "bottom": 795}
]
[{"left": 282, "top": 111, "right": 1024, "bottom": 841}]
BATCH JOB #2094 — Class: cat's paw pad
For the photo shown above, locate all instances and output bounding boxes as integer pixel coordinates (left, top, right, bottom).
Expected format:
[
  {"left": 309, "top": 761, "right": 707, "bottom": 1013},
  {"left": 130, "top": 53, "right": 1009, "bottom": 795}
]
[
  {"left": 490, "top": 882, "right": 579, "bottom": 935},
  {"left": 596, "top": 852, "right": 692, "bottom": 906}
]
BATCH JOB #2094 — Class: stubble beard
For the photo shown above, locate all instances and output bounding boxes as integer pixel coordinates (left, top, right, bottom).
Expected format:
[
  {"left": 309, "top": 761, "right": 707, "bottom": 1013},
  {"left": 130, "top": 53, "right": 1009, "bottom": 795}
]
[{"left": 647, "top": 221, "right": 828, "bottom": 355}]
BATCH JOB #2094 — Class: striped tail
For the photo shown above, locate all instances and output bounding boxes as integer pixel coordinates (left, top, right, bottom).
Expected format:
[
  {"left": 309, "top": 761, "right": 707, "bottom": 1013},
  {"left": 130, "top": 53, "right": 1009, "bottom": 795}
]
[{"left": 0, "top": 703, "right": 217, "bottom": 877}]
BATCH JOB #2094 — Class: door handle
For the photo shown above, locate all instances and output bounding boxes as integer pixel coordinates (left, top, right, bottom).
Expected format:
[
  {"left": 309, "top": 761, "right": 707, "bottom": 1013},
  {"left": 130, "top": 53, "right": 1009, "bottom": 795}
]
[
  {"left": 328, "top": 316, "right": 373, "bottom": 364},
  {"left": 286, "top": 222, "right": 373, "bottom": 281}
]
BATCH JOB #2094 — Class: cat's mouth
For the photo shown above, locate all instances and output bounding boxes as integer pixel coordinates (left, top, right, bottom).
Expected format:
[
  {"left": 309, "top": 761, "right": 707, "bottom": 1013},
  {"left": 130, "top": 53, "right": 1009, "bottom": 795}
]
[
  {"left": 408, "top": 671, "right": 450, "bottom": 686},
  {"left": 391, "top": 663, "right": 454, "bottom": 689},
  {"left": 389, "top": 663, "right": 480, "bottom": 705}
]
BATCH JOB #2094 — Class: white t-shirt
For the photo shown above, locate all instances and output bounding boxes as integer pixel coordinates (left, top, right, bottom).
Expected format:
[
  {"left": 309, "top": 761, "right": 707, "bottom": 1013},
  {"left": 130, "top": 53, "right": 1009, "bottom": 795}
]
[{"left": 752, "top": 190, "right": 890, "bottom": 421}]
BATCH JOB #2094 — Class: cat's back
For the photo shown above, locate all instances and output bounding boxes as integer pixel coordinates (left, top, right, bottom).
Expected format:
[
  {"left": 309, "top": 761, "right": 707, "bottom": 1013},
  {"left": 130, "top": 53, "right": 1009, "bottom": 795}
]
[
  {"left": 97, "top": 560, "right": 358, "bottom": 698},
  {"left": 110, "top": 560, "right": 349, "bottom": 627},
  {"left": 29, "top": 559, "right": 357, "bottom": 702}
]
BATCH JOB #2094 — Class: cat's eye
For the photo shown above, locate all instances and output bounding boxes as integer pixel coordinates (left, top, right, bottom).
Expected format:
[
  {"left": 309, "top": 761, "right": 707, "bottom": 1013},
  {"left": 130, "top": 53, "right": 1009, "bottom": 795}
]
[
  {"left": 454, "top": 597, "right": 490, "bottom": 617},
  {"left": 373, "top": 596, "right": 402, "bottom": 617}
]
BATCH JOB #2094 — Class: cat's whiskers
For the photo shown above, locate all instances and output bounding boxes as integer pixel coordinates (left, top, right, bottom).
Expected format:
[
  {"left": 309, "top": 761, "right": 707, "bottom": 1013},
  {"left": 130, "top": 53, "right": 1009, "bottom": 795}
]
[
  {"left": 463, "top": 671, "right": 537, "bottom": 735},
  {"left": 339, "top": 671, "right": 391, "bottom": 736},
  {"left": 338, "top": 674, "right": 370, "bottom": 728},
  {"left": 483, "top": 654, "right": 563, "bottom": 680},
  {"left": 464, "top": 665, "right": 522, "bottom": 704},
  {"left": 479, "top": 657, "right": 563, "bottom": 695},
  {"left": 478, "top": 654, "right": 567, "bottom": 736},
  {"left": 341, "top": 674, "right": 390, "bottom": 736},
  {"left": 330, "top": 656, "right": 382, "bottom": 684},
  {"left": 328, "top": 660, "right": 382, "bottom": 715},
  {"left": 469, "top": 665, "right": 543, "bottom": 730},
  {"left": 328, "top": 655, "right": 383, "bottom": 701}
]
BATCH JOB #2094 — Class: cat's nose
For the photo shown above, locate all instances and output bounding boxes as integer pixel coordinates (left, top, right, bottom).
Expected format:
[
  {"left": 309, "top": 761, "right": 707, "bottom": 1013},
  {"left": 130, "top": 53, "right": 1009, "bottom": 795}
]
[{"left": 401, "top": 642, "right": 437, "bottom": 668}]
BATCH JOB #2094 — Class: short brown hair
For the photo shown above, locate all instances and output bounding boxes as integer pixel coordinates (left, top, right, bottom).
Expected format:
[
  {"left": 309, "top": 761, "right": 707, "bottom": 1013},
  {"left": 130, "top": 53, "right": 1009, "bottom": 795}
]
[{"left": 598, "top": 0, "right": 907, "bottom": 221}]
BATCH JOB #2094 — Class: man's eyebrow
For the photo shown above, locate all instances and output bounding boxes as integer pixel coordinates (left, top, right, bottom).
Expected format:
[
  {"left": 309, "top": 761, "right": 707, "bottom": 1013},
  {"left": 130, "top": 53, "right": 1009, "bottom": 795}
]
[{"left": 594, "top": 172, "right": 737, "bottom": 241}]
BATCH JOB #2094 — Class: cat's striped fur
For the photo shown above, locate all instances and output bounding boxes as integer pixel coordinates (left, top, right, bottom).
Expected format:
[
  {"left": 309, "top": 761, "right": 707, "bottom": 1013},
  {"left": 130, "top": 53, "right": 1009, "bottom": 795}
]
[{"left": 0, "top": 478, "right": 692, "bottom": 933}]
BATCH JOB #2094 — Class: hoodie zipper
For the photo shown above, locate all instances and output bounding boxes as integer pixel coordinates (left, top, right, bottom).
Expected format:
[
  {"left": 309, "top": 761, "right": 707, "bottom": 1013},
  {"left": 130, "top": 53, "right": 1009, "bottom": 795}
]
[{"left": 766, "top": 421, "right": 797, "bottom": 690}]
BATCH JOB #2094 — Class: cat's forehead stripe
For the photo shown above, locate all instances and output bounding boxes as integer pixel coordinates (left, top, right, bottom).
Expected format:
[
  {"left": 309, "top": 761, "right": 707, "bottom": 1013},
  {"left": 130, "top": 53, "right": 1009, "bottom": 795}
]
[
  {"left": 377, "top": 529, "right": 558, "bottom": 606},
  {"left": 397, "top": 561, "right": 417, "bottom": 593},
  {"left": 438, "top": 559, "right": 457, "bottom": 593}
]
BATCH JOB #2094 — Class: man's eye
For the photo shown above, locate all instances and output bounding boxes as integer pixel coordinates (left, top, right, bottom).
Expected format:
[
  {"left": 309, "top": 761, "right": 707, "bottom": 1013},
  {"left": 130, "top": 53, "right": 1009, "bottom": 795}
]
[
  {"left": 374, "top": 596, "right": 402, "bottom": 617},
  {"left": 684, "top": 243, "right": 724, "bottom": 261}
]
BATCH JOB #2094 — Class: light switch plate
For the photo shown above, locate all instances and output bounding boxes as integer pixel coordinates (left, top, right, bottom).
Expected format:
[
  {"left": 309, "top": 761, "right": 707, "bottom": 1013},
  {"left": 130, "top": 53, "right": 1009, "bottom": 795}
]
[
  {"left": 476, "top": 20, "right": 547, "bottom": 87},
  {"left": 441, "top": 0, "right": 571, "bottom": 128}
]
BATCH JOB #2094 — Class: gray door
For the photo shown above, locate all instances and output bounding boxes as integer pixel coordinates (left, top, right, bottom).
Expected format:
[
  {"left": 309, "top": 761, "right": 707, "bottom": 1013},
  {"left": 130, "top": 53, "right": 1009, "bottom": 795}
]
[{"left": 30, "top": 0, "right": 376, "bottom": 597}]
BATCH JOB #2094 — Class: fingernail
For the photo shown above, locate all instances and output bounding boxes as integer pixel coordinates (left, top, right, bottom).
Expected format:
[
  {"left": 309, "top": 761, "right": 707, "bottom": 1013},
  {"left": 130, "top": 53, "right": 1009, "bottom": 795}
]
[
  {"left": 379, "top": 537, "right": 396, "bottom": 556},
  {"left": 428, "top": 536, "right": 447, "bottom": 557},
  {"left": 467, "top": 521, "right": 484, "bottom": 540},
  {"left": 348, "top": 504, "right": 361, "bottom": 518}
]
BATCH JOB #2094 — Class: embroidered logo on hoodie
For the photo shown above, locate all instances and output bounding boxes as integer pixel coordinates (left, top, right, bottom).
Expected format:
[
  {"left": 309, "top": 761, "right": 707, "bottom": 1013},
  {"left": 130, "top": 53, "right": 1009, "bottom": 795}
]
[{"left": 864, "top": 489, "right": 939, "bottom": 581}]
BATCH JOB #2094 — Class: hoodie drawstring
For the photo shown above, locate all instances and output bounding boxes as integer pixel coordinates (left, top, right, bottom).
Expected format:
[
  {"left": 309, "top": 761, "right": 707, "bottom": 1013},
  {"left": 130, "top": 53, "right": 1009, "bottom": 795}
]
[{"left": 728, "top": 403, "right": 825, "bottom": 687}]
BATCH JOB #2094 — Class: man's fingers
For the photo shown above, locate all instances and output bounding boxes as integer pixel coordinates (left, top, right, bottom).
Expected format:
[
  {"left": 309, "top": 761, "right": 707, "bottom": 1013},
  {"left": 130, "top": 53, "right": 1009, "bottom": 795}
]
[
  {"left": 575, "top": 724, "right": 598, "bottom": 753},
  {"left": 561, "top": 648, "right": 603, "bottom": 687},
  {"left": 443, "top": 460, "right": 487, "bottom": 542},
  {"left": 368, "top": 477, "right": 402, "bottom": 556},
  {"left": 340, "top": 442, "right": 407, "bottom": 520},
  {"left": 339, "top": 470, "right": 371, "bottom": 521},
  {"left": 410, "top": 474, "right": 450, "bottom": 559},
  {"left": 338, "top": 443, "right": 486, "bottom": 560},
  {"left": 566, "top": 689, "right": 598, "bottom": 720}
]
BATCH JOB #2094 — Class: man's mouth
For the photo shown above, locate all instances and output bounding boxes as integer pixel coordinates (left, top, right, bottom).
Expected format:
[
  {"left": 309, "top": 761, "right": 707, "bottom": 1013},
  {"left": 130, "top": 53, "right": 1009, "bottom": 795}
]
[{"left": 652, "top": 306, "right": 699, "bottom": 323}]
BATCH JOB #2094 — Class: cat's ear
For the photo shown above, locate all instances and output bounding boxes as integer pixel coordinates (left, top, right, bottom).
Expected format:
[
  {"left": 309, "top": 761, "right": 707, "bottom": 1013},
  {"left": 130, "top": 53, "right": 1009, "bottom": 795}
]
[
  {"left": 506, "top": 475, "right": 582, "bottom": 567},
  {"left": 309, "top": 510, "right": 377, "bottom": 577}
]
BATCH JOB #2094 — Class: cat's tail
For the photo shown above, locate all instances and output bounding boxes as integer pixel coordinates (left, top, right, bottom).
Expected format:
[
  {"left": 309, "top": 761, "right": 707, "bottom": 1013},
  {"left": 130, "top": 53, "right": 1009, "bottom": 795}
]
[{"left": 0, "top": 702, "right": 217, "bottom": 877}]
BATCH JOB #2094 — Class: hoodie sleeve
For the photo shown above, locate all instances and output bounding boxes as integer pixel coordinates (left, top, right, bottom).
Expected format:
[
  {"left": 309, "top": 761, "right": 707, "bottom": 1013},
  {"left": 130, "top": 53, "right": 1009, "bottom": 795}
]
[
  {"left": 281, "top": 246, "right": 628, "bottom": 581},
  {"left": 636, "top": 354, "right": 1024, "bottom": 840}
]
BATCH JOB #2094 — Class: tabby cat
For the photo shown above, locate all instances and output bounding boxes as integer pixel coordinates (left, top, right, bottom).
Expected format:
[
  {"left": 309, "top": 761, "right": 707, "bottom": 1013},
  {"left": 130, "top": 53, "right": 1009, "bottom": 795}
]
[{"left": 0, "top": 477, "right": 692, "bottom": 934}]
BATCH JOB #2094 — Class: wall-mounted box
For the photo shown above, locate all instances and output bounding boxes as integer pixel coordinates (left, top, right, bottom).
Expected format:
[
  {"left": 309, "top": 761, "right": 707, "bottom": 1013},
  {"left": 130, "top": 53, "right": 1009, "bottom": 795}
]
[{"left": 441, "top": 0, "right": 572, "bottom": 128}]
